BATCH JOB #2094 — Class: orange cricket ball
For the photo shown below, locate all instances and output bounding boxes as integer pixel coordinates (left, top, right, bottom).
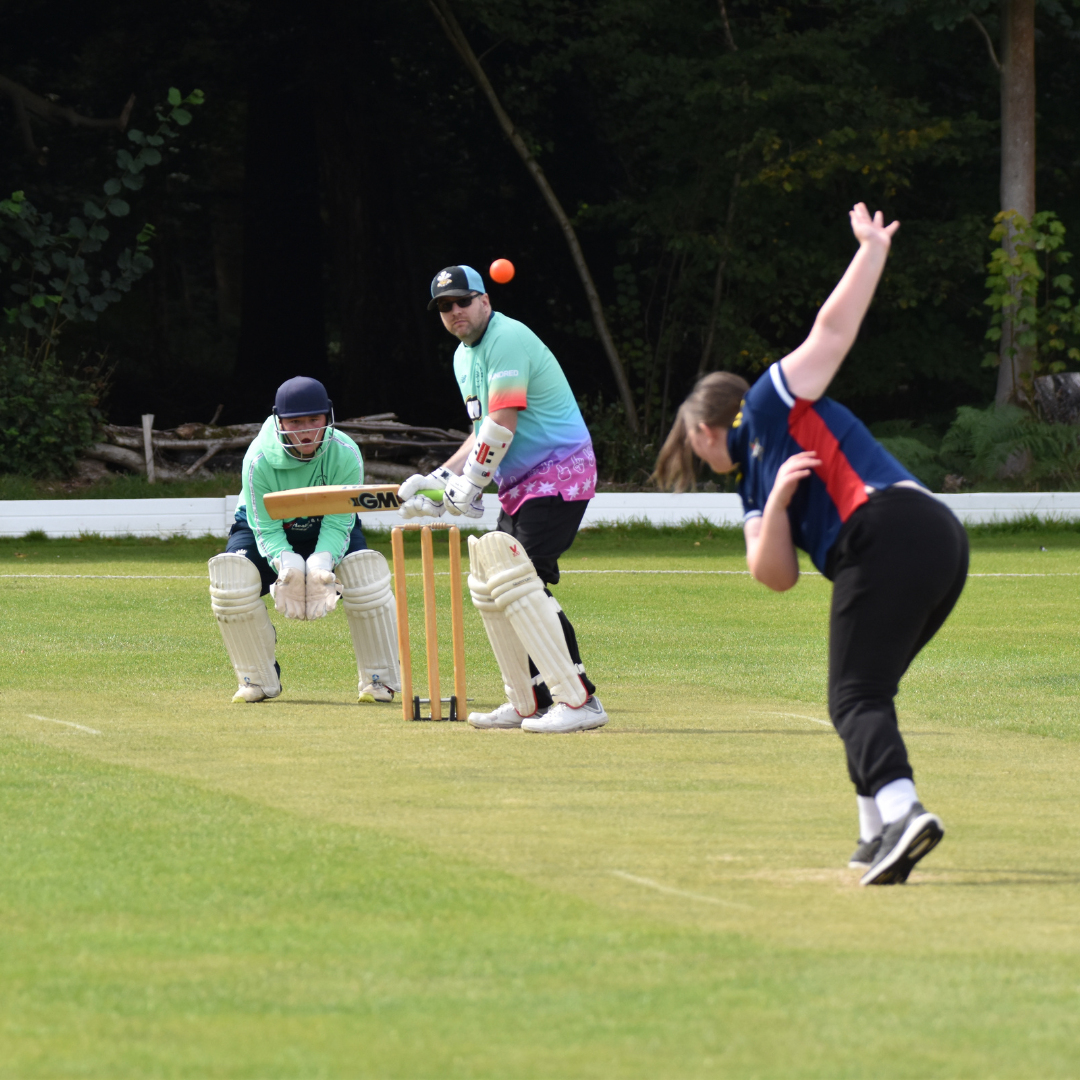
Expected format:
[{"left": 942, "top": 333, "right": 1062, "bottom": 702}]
[{"left": 489, "top": 258, "right": 516, "bottom": 284}]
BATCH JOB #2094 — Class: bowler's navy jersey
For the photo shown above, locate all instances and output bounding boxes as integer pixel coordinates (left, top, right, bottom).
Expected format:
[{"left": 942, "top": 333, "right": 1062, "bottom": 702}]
[{"left": 728, "top": 363, "right": 920, "bottom": 575}]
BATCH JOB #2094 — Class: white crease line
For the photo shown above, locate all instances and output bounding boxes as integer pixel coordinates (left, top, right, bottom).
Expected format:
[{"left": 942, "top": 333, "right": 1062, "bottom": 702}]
[
  {"left": 26, "top": 713, "right": 101, "bottom": 735},
  {"left": 612, "top": 870, "right": 751, "bottom": 909},
  {"left": 3, "top": 570, "right": 1079, "bottom": 581},
  {"left": 2, "top": 574, "right": 202, "bottom": 580},
  {"left": 765, "top": 711, "right": 833, "bottom": 727},
  {"left": 562, "top": 568, "right": 755, "bottom": 575}
]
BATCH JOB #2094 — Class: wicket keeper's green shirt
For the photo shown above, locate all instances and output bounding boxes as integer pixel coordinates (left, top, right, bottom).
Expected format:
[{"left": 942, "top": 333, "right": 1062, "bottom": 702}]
[{"left": 233, "top": 417, "right": 365, "bottom": 568}]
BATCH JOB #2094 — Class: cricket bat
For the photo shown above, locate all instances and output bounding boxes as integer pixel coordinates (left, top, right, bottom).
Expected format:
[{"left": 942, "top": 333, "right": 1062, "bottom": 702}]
[{"left": 263, "top": 483, "right": 444, "bottom": 520}]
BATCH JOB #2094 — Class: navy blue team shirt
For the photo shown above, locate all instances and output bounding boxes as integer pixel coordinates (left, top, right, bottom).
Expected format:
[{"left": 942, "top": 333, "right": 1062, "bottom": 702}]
[{"left": 727, "top": 363, "right": 921, "bottom": 576}]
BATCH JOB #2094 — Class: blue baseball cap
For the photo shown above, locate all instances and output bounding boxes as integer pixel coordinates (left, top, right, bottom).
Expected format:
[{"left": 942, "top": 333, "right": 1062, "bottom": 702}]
[
  {"left": 273, "top": 376, "right": 331, "bottom": 418},
  {"left": 428, "top": 264, "right": 486, "bottom": 310}
]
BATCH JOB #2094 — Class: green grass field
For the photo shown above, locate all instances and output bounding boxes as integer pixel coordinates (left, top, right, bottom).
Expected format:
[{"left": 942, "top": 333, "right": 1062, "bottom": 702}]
[{"left": 2, "top": 523, "right": 1080, "bottom": 1078}]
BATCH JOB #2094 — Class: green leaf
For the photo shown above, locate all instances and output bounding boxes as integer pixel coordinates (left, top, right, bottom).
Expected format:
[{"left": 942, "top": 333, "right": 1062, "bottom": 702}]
[
  {"left": 168, "top": 87, "right": 182, "bottom": 106},
  {"left": 141, "top": 148, "right": 162, "bottom": 166},
  {"left": 103, "top": 178, "right": 122, "bottom": 196},
  {"left": 106, "top": 198, "right": 131, "bottom": 217},
  {"left": 187, "top": 89, "right": 205, "bottom": 105},
  {"left": 170, "top": 107, "right": 192, "bottom": 126}
]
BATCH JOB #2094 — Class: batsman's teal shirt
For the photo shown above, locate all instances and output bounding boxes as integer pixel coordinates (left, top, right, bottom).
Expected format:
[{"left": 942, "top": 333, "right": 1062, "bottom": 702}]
[
  {"left": 452, "top": 312, "right": 594, "bottom": 509},
  {"left": 234, "top": 418, "right": 365, "bottom": 566}
]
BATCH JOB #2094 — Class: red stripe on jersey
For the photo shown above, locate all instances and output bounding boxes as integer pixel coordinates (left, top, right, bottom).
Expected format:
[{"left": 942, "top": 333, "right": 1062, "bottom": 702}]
[
  {"left": 488, "top": 387, "right": 528, "bottom": 412},
  {"left": 788, "top": 399, "right": 868, "bottom": 522}
]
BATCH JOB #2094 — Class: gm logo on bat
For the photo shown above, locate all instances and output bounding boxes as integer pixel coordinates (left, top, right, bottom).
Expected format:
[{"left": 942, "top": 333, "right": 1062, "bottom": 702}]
[{"left": 350, "top": 491, "right": 404, "bottom": 509}]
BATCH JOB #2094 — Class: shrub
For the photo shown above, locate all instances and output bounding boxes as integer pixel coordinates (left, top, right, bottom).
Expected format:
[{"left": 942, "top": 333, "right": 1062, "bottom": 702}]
[
  {"left": 0, "top": 341, "right": 109, "bottom": 477},
  {"left": 940, "top": 403, "right": 1080, "bottom": 487}
]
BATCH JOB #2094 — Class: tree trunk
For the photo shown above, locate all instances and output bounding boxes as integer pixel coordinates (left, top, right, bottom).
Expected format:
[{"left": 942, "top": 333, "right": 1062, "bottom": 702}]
[
  {"left": 996, "top": 0, "right": 1036, "bottom": 404},
  {"left": 427, "top": 0, "right": 640, "bottom": 433}
]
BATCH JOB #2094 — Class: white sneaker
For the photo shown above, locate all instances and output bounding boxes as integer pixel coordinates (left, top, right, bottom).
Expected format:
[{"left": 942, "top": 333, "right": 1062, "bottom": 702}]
[
  {"left": 468, "top": 701, "right": 536, "bottom": 729},
  {"left": 358, "top": 677, "right": 395, "bottom": 704},
  {"left": 521, "top": 695, "right": 608, "bottom": 733},
  {"left": 232, "top": 682, "right": 281, "bottom": 703}
]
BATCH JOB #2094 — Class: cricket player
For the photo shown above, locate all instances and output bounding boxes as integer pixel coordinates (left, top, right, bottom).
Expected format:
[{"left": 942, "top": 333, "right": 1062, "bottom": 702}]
[
  {"left": 208, "top": 376, "right": 400, "bottom": 704},
  {"left": 398, "top": 264, "right": 607, "bottom": 734},
  {"left": 654, "top": 204, "right": 968, "bottom": 885}
]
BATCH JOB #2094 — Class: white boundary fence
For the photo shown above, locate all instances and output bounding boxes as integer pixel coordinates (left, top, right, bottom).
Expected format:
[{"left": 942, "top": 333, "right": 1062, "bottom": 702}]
[{"left": 3, "top": 491, "right": 1080, "bottom": 539}]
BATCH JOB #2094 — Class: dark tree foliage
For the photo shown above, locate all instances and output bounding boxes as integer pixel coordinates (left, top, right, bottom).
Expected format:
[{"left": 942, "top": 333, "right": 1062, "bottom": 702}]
[{"left": 1, "top": 0, "right": 1078, "bottom": 441}]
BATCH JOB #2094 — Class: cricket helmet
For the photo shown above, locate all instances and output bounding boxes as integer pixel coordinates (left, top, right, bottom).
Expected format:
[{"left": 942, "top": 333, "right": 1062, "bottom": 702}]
[{"left": 272, "top": 376, "right": 335, "bottom": 461}]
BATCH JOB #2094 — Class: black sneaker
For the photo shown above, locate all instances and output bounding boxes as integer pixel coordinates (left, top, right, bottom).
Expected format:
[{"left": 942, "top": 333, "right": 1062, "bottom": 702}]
[
  {"left": 849, "top": 835, "right": 882, "bottom": 870},
  {"left": 860, "top": 802, "right": 943, "bottom": 886}
]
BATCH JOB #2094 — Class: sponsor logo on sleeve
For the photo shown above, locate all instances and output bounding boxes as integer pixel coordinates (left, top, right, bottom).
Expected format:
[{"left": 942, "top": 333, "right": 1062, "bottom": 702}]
[{"left": 490, "top": 369, "right": 519, "bottom": 380}]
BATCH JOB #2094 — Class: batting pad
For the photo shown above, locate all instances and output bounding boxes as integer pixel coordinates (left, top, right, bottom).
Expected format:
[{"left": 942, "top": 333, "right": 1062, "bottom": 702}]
[
  {"left": 208, "top": 554, "right": 280, "bottom": 696},
  {"left": 468, "top": 535, "right": 537, "bottom": 716},
  {"left": 337, "top": 550, "right": 401, "bottom": 692},
  {"left": 474, "top": 531, "right": 588, "bottom": 708}
]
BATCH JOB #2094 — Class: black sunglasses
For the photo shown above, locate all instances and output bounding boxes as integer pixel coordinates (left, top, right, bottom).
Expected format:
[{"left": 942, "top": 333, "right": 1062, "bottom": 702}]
[{"left": 435, "top": 294, "right": 477, "bottom": 313}]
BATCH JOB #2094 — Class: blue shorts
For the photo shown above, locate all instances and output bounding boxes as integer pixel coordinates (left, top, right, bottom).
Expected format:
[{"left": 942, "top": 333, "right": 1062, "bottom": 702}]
[{"left": 226, "top": 518, "right": 368, "bottom": 596}]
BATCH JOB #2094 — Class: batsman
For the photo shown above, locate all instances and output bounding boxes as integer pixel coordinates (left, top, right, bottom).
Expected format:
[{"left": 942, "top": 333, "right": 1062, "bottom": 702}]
[
  {"left": 208, "top": 376, "right": 400, "bottom": 704},
  {"left": 399, "top": 264, "right": 608, "bottom": 733}
]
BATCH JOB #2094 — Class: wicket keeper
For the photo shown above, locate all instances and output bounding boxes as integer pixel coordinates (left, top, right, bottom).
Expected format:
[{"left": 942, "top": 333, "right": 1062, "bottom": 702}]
[
  {"left": 398, "top": 265, "right": 607, "bottom": 733},
  {"left": 208, "top": 376, "right": 401, "bottom": 704}
]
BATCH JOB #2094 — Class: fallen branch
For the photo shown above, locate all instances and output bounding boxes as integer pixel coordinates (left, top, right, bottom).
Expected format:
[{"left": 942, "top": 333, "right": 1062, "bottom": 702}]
[{"left": 0, "top": 74, "right": 134, "bottom": 164}]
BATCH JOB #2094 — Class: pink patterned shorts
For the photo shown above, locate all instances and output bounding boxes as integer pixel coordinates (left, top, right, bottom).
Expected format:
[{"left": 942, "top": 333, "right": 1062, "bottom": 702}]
[{"left": 498, "top": 441, "right": 597, "bottom": 516}]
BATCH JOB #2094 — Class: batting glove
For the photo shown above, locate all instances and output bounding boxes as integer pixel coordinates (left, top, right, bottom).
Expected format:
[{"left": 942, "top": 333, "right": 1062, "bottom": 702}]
[
  {"left": 399, "top": 466, "right": 453, "bottom": 520},
  {"left": 270, "top": 550, "right": 307, "bottom": 619},
  {"left": 444, "top": 473, "right": 485, "bottom": 517},
  {"left": 305, "top": 551, "right": 341, "bottom": 620}
]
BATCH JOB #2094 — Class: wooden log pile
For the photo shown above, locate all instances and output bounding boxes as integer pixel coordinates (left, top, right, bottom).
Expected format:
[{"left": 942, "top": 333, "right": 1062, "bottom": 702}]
[{"left": 81, "top": 414, "right": 467, "bottom": 483}]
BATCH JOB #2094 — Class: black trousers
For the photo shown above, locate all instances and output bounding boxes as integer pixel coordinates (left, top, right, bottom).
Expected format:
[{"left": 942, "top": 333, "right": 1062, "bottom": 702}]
[
  {"left": 824, "top": 488, "right": 969, "bottom": 797},
  {"left": 496, "top": 495, "right": 595, "bottom": 707}
]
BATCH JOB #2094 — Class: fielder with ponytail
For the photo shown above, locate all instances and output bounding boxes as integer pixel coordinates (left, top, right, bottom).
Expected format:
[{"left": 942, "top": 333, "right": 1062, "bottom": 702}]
[{"left": 656, "top": 204, "right": 968, "bottom": 886}]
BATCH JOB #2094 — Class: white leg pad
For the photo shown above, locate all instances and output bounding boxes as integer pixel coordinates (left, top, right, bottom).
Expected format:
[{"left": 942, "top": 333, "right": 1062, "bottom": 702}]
[
  {"left": 337, "top": 550, "right": 401, "bottom": 692},
  {"left": 472, "top": 531, "right": 588, "bottom": 708},
  {"left": 208, "top": 554, "right": 280, "bottom": 697},
  {"left": 468, "top": 535, "right": 536, "bottom": 716}
]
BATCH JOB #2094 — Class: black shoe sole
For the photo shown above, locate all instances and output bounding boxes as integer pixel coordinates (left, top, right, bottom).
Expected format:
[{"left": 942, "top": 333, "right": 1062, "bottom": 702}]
[{"left": 860, "top": 814, "right": 943, "bottom": 886}]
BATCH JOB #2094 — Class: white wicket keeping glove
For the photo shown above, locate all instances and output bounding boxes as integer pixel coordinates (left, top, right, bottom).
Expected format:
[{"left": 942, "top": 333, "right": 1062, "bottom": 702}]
[
  {"left": 270, "top": 550, "right": 307, "bottom": 619},
  {"left": 305, "top": 551, "right": 341, "bottom": 620},
  {"left": 399, "top": 466, "right": 453, "bottom": 519},
  {"left": 443, "top": 474, "right": 485, "bottom": 516}
]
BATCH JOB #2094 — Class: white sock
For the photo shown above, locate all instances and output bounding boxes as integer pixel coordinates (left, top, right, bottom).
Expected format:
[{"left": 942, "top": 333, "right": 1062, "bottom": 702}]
[
  {"left": 875, "top": 778, "right": 918, "bottom": 825},
  {"left": 857, "top": 795, "right": 883, "bottom": 841}
]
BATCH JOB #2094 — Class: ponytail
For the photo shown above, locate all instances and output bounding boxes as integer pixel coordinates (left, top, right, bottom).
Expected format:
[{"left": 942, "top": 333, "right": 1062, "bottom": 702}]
[
  {"left": 651, "top": 371, "right": 750, "bottom": 491},
  {"left": 652, "top": 405, "right": 696, "bottom": 492}
]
